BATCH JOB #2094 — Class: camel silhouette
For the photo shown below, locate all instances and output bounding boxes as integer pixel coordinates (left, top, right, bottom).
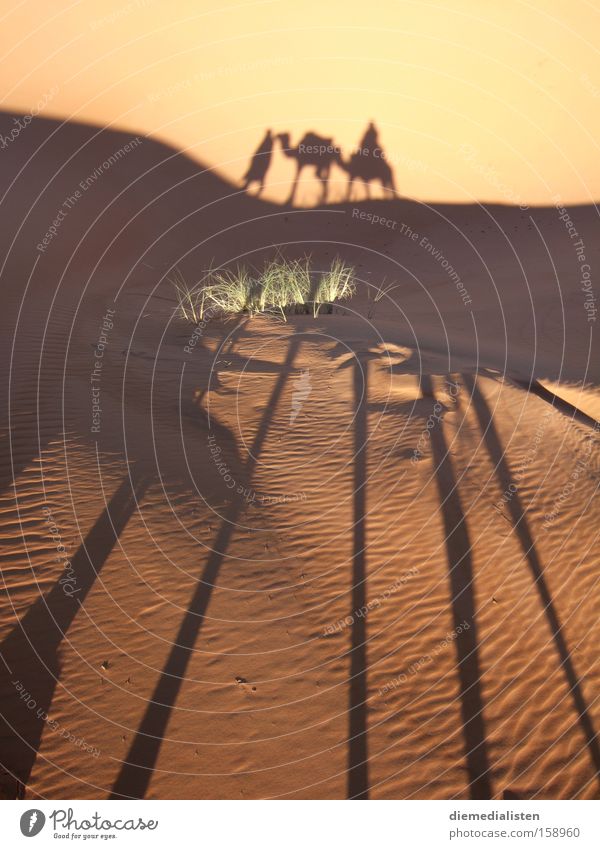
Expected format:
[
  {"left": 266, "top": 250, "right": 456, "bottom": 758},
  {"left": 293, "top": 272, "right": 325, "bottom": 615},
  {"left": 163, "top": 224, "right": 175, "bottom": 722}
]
[
  {"left": 277, "top": 131, "right": 342, "bottom": 204},
  {"left": 340, "top": 150, "right": 396, "bottom": 200},
  {"left": 338, "top": 122, "right": 396, "bottom": 200},
  {"left": 241, "top": 129, "right": 274, "bottom": 196}
]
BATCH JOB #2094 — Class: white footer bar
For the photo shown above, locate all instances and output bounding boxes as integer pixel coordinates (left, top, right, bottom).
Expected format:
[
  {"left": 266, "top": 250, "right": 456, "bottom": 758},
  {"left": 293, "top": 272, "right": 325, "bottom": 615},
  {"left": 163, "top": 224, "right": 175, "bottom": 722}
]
[{"left": 2, "top": 800, "right": 598, "bottom": 848}]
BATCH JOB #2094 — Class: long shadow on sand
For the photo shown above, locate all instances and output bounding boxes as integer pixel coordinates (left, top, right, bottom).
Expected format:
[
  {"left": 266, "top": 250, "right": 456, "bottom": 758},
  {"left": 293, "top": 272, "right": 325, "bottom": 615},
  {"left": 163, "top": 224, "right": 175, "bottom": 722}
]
[
  {"left": 421, "top": 374, "right": 492, "bottom": 798},
  {"left": 346, "top": 354, "right": 370, "bottom": 799},
  {"left": 464, "top": 373, "right": 600, "bottom": 783},
  {"left": 0, "top": 317, "right": 250, "bottom": 795},
  {"left": 110, "top": 334, "right": 303, "bottom": 799},
  {"left": 0, "top": 469, "right": 148, "bottom": 795},
  {"left": 328, "top": 347, "right": 373, "bottom": 799}
]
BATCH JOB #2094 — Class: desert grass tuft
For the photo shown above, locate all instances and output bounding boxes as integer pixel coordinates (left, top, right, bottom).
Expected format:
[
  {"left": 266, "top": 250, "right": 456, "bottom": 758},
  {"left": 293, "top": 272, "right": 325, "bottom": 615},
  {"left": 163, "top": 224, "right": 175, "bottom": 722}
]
[
  {"left": 173, "top": 257, "right": 356, "bottom": 323},
  {"left": 170, "top": 267, "right": 213, "bottom": 323},
  {"left": 209, "top": 266, "right": 256, "bottom": 316},
  {"left": 312, "top": 257, "right": 356, "bottom": 317},
  {"left": 367, "top": 279, "right": 399, "bottom": 319},
  {"left": 261, "top": 256, "right": 312, "bottom": 320}
]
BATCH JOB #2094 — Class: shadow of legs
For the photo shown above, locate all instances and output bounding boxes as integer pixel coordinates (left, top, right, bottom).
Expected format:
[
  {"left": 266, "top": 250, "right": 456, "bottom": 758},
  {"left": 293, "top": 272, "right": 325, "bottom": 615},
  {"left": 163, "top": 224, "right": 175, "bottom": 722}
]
[
  {"left": 421, "top": 374, "right": 491, "bottom": 799},
  {"left": 347, "top": 356, "right": 369, "bottom": 799},
  {"left": 110, "top": 335, "right": 302, "bottom": 799},
  {"left": 464, "top": 373, "right": 600, "bottom": 780},
  {"left": 0, "top": 470, "right": 147, "bottom": 792}
]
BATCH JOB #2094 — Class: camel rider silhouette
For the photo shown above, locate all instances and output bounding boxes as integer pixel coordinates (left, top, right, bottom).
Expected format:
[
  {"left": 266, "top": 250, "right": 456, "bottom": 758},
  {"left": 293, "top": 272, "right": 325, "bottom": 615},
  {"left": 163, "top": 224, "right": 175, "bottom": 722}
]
[{"left": 359, "top": 122, "right": 380, "bottom": 157}]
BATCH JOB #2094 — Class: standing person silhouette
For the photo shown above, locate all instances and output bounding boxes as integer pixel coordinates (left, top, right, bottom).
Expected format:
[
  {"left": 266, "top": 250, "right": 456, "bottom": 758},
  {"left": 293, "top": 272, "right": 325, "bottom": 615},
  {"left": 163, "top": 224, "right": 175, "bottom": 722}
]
[{"left": 242, "top": 129, "right": 274, "bottom": 196}]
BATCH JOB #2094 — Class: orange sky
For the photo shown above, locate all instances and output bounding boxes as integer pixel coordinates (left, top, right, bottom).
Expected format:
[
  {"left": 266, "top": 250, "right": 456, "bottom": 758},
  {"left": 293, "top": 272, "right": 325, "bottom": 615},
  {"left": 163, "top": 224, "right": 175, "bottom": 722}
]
[{"left": 2, "top": 0, "right": 600, "bottom": 205}]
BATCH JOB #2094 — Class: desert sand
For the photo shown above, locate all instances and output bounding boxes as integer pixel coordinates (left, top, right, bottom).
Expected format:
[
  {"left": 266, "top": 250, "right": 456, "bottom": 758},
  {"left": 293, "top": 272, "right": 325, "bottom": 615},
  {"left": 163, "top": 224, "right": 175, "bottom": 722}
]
[{"left": 1, "top": 111, "right": 599, "bottom": 801}]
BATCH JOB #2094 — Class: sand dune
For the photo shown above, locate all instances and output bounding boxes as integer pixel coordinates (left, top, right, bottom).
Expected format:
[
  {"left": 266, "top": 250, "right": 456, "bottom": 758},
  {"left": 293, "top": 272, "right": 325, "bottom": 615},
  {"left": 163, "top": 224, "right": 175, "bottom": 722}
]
[{"left": 1, "top": 113, "right": 599, "bottom": 800}]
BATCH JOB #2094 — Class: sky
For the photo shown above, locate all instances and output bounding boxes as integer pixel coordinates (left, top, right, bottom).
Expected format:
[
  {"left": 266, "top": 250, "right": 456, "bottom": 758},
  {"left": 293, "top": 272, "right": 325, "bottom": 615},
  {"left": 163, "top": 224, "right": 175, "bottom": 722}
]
[{"left": 3, "top": 0, "right": 600, "bottom": 205}]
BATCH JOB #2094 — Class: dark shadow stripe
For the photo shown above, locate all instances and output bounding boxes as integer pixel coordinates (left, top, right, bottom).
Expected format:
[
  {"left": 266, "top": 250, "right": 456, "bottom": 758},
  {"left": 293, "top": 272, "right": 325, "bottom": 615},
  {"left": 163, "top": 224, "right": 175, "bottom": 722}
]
[
  {"left": 110, "top": 335, "right": 302, "bottom": 799},
  {"left": 347, "top": 355, "right": 369, "bottom": 799},
  {"left": 421, "top": 374, "right": 491, "bottom": 799},
  {"left": 464, "top": 373, "right": 600, "bottom": 783},
  {"left": 0, "top": 471, "right": 148, "bottom": 790}
]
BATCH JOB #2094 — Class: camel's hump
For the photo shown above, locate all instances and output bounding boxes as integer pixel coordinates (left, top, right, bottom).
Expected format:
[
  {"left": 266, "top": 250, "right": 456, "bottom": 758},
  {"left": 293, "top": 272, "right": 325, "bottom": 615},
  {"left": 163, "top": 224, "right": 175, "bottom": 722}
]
[{"left": 300, "top": 132, "right": 334, "bottom": 147}]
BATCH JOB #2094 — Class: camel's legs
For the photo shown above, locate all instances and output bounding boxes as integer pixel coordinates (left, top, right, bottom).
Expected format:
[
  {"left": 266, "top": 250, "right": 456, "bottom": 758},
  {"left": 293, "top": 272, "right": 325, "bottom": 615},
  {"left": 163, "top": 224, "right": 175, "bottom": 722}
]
[
  {"left": 318, "top": 166, "right": 329, "bottom": 203},
  {"left": 362, "top": 178, "right": 371, "bottom": 201},
  {"left": 346, "top": 176, "right": 354, "bottom": 201},
  {"left": 286, "top": 161, "right": 302, "bottom": 205}
]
